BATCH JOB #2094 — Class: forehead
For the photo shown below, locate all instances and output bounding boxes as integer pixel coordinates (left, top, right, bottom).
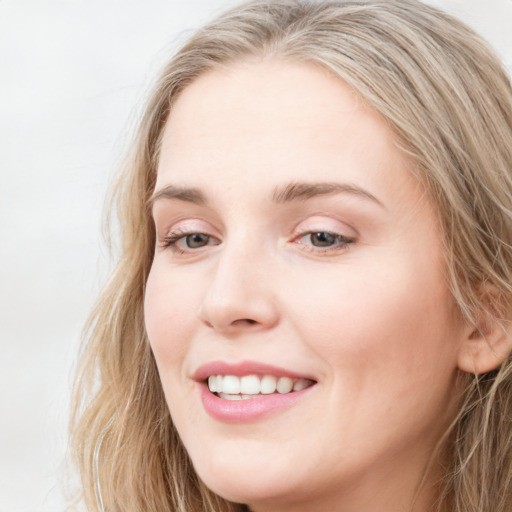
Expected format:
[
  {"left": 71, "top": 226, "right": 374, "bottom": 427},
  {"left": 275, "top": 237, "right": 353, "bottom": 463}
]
[{"left": 156, "top": 58, "right": 421, "bottom": 209}]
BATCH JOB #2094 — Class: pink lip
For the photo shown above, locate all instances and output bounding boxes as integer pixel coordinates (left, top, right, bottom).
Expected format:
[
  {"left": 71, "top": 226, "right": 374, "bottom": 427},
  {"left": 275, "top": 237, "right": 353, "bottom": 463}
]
[
  {"left": 194, "top": 360, "right": 316, "bottom": 423},
  {"left": 199, "top": 385, "right": 313, "bottom": 423}
]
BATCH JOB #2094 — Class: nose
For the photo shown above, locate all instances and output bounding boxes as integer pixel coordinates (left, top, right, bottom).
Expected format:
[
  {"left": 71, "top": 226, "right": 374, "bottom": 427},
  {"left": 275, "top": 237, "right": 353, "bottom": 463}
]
[{"left": 198, "top": 245, "right": 279, "bottom": 334}]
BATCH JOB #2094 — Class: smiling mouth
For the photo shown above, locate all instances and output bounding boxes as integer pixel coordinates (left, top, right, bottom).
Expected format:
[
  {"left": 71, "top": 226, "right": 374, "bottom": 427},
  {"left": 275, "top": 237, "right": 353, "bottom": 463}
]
[{"left": 207, "top": 374, "right": 316, "bottom": 400}]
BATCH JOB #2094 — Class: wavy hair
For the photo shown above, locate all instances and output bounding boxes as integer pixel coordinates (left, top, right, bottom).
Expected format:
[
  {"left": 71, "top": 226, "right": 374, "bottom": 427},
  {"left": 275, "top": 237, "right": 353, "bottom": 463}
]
[{"left": 70, "top": 1, "right": 512, "bottom": 511}]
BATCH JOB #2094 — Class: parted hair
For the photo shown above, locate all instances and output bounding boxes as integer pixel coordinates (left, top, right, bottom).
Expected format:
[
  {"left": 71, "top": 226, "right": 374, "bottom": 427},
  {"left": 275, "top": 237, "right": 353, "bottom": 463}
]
[{"left": 70, "top": 1, "right": 512, "bottom": 511}]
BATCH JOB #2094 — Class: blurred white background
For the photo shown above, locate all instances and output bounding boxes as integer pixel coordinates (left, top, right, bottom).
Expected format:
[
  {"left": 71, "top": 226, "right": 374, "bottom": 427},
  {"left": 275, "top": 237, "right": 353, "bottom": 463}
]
[{"left": 0, "top": 1, "right": 510, "bottom": 511}]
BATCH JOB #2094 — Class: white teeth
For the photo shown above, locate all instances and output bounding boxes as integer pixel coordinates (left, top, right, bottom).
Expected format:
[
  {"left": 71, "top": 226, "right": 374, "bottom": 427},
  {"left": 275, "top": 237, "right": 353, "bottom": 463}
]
[
  {"left": 217, "top": 393, "right": 255, "bottom": 401},
  {"left": 277, "top": 377, "right": 293, "bottom": 393},
  {"left": 293, "top": 379, "right": 309, "bottom": 391},
  {"left": 208, "top": 375, "right": 217, "bottom": 392},
  {"left": 207, "top": 374, "right": 313, "bottom": 398},
  {"left": 219, "top": 392, "right": 242, "bottom": 401},
  {"left": 222, "top": 375, "right": 241, "bottom": 394},
  {"left": 240, "top": 375, "right": 260, "bottom": 394},
  {"left": 260, "top": 375, "right": 277, "bottom": 394}
]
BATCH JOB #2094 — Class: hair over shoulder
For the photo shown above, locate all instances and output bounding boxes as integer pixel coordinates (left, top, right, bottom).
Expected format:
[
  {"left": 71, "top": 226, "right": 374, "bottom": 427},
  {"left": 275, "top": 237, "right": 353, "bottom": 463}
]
[{"left": 70, "top": 1, "right": 512, "bottom": 511}]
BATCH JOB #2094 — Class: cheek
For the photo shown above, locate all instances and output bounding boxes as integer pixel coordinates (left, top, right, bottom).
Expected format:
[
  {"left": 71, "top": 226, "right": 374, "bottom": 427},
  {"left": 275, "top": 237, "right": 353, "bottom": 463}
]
[
  {"left": 287, "top": 253, "right": 461, "bottom": 385},
  {"left": 287, "top": 259, "right": 462, "bottom": 453},
  {"left": 144, "top": 263, "right": 199, "bottom": 369}
]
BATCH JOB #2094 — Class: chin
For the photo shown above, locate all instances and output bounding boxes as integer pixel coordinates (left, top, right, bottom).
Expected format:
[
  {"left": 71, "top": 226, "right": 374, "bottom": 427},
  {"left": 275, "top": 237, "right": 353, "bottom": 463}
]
[{"left": 192, "top": 453, "right": 304, "bottom": 507}]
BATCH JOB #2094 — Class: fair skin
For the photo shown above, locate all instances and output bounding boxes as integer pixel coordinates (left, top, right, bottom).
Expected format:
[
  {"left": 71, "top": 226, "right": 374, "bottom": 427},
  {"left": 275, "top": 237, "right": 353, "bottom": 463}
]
[{"left": 145, "top": 59, "right": 470, "bottom": 512}]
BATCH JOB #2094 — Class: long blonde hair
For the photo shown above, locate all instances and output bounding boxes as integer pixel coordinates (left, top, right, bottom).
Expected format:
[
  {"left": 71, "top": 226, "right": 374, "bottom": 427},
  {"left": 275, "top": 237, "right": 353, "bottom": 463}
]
[{"left": 70, "top": 1, "right": 512, "bottom": 511}]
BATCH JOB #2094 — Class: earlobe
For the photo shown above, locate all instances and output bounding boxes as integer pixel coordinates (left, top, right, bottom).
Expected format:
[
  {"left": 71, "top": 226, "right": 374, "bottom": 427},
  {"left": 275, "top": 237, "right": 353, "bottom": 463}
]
[{"left": 457, "top": 288, "right": 512, "bottom": 374}]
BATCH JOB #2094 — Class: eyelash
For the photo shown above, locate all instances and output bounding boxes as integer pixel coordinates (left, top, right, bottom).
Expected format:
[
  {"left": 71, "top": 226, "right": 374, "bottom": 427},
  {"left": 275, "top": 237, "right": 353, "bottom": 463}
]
[
  {"left": 293, "top": 231, "right": 355, "bottom": 253},
  {"left": 160, "top": 228, "right": 355, "bottom": 255},
  {"left": 161, "top": 229, "right": 219, "bottom": 254}
]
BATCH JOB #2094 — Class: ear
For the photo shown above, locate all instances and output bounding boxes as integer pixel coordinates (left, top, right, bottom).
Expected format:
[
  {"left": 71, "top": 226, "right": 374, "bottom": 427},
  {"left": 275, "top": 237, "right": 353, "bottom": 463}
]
[{"left": 458, "top": 286, "right": 512, "bottom": 374}]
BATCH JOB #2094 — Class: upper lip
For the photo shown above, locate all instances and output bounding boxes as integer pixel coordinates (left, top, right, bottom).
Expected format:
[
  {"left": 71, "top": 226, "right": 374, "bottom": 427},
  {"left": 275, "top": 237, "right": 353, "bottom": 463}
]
[{"left": 193, "top": 360, "right": 316, "bottom": 382}]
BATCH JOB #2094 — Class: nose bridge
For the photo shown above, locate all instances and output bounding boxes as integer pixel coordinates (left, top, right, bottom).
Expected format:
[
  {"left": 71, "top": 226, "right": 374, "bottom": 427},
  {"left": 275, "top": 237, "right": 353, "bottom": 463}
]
[{"left": 199, "top": 232, "right": 278, "bottom": 332}]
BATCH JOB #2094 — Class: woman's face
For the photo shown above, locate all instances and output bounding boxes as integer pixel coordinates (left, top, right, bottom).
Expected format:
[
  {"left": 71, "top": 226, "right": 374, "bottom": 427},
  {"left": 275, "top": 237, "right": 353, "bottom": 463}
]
[{"left": 145, "top": 60, "right": 467, "bottom": 512}]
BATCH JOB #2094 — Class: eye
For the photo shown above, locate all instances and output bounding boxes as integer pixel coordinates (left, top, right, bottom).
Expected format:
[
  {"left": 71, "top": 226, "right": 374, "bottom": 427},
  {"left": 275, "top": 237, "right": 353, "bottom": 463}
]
[
  {"left": 308, "top": 232, "right": 341, "bottom": 247},
  {"left": 161, "top": 230, "right": 220, "bottom": 253},
  {"left": 295, "top": 230, "right": 355, "bottom": 253},
  {"left": 183, "top": 233, "right": 211, "bottom": 248}
]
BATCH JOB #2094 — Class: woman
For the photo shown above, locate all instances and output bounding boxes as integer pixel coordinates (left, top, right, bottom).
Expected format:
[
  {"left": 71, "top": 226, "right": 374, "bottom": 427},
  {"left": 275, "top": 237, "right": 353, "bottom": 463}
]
[{"left": 70, "top": 1, "right": 512, "bottom": 511}]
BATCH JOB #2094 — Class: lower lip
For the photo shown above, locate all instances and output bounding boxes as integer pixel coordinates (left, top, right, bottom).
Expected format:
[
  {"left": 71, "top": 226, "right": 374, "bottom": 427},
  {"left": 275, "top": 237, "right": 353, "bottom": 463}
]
[{"left": 199, "top": 383, "right": 314, "bottom": 423}]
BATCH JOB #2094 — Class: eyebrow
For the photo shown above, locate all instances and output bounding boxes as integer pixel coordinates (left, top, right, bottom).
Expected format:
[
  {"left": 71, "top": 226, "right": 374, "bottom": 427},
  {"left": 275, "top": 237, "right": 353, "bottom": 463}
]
[
  {"left": 149, "top": 185, "right": 207, "bottom": 207},
  {"left": 149, "top": 181, "right": 384, "bottom": 209},
  {"left": 272, "top": 182, "right": 385, "bottom": 208}
]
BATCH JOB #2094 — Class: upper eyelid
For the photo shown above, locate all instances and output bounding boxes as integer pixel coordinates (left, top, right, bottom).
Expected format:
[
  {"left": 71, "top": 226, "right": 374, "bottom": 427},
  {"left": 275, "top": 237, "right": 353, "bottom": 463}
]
[
  {"left": 157, "top": 218, "right": 219, "bottom": 237},
  {"left": 292, "top": 216, "right": 357, "bottom": 237}
]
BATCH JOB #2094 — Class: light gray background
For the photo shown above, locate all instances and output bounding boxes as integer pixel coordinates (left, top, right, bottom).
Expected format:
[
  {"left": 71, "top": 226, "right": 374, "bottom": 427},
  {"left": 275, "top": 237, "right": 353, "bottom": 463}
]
[{"left": 1, "top": 1, "right": 511, "bottom": 511}]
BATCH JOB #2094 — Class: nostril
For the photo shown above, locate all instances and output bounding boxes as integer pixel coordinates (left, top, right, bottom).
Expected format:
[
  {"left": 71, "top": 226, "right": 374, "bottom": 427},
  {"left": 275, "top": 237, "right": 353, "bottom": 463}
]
[{"left": 232, "top": 318, "right": 257, "bottom": 326}]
